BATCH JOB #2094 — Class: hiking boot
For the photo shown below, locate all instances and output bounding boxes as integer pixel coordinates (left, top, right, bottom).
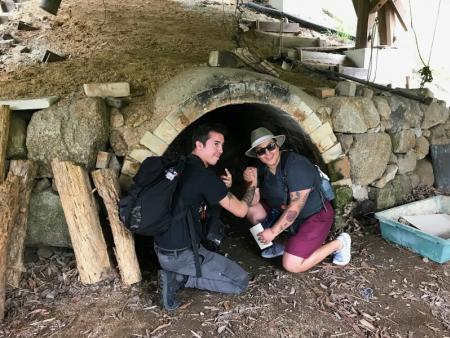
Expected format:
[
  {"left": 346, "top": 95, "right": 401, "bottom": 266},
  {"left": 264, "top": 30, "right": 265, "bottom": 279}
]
[
  {"left": 332, "top": 233, "right": 351, "bottom": 266},
  {"left": 158, "top": 270, "right": 187, "bottom": 311},
  {"left": 261, "top": 242, "right": 285, "bottom": 259}
]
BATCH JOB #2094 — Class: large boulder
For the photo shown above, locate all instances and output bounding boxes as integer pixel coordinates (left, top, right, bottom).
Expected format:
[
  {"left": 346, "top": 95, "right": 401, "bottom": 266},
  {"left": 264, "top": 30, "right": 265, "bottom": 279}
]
[
  {"left": 421, "top": 100, "right": 449, "bottom": 129},
  {"left": 27, "top": 189, "right": 72, "bottom": 248},
  {"left": 386, "top": 95, "right": 423, "bottom": 132},
  {"left": 6, "top": 115, "right": 27, "bottom": 159},
  {"left": 369, "top": 174, "right": 412, "bottom": 210},
  {"left": 26, "top": 97, "right": 109, "bottom": 177},
  {"left": 390, "top": 129, "right": 416, "bottom": 153},
  {"left": 324, "top": 97, "right": 380, "bottom": 133},
  {"left": 348, "top": 133, "right": 392, "bottom": 185}
]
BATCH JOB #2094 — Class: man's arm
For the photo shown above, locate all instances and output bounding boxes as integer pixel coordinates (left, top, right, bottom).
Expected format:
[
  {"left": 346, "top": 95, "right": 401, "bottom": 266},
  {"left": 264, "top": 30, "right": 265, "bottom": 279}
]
[
  {"left": 258, "top": 189, "right": 310, "bottom": 243},
  {"left": 219, "top": 184, "right": 256, "bottom": 218}
]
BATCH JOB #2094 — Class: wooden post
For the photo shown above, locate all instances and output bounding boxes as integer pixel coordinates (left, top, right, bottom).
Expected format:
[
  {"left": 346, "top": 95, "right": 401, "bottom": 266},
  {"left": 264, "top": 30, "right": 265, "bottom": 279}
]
[
  {"left": 6, "top": 160, "right": 38, "bottom": 288},
  {"left": 51, "top": 159, "right": 112, "bottom": 284},
  {"left": 0, "top": 105, "right": 11, "bottom": 183},
  {"left": 378, "top": 1, "right": 396, "bottom": 46},
  {"left": 0, "top": 176, "right": 20, "bottom": 320},
  {"left": 92, "top": 169, "right": 141, "bottom": 285},
  {"left": 355, "top": 0, "right": 376, "bottom": 49}
]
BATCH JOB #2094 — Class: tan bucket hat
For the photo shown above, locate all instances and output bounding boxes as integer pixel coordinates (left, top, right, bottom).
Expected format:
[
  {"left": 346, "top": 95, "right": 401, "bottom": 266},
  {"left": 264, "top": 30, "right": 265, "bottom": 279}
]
[{"left": 245, "top": 127, "right": 285, "bottom": 158}]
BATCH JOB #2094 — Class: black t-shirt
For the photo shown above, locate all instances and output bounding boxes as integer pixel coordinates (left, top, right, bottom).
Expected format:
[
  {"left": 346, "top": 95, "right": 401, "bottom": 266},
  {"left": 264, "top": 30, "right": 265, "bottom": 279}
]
[
  {"left": 259, "top": 151, "right": 323, "bottom": 221},
  {"left": 154, "top": 154, "right": 228, "bottom": 249}
]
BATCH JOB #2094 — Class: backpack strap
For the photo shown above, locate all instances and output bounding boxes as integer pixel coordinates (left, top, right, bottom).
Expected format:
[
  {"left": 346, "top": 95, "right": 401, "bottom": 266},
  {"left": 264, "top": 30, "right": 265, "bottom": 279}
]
[
  {"left": 279, "top": 150, "right": 291, "bottom": 206},
  {"left": 187, "top": 208, "right": 202, "bottom": 278}
]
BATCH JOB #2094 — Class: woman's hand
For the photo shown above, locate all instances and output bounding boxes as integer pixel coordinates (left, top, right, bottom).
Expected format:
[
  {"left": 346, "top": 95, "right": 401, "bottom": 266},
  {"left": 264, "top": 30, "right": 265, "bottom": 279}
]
[
  {"left": 258, "top": 227, "right": 277, "bottom": 244},
  {"left": 221, "top": 168, "right": 232, "bottom": 188}
]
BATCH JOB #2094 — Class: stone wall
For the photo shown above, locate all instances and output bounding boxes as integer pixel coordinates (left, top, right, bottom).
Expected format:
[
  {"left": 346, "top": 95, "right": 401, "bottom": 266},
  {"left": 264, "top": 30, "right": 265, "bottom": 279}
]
[
  {"left": 320, "top": 82, "right": 450, "bottom": 225},
  {"left": 4, "top": 68, "right": 450, "bottom": 246}
]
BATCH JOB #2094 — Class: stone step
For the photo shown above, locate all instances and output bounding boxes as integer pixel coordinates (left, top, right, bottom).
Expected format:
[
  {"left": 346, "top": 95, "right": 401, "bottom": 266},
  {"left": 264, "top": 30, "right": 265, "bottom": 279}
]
[{"left": 0, "top": 96, "right": 60, "bottom": 110}]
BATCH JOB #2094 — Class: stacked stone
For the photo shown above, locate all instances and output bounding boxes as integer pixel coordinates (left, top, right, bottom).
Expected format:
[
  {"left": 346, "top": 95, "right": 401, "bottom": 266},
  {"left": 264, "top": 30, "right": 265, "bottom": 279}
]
[{"left": 323, "top": 81, "right": 450, "bottom": 223}]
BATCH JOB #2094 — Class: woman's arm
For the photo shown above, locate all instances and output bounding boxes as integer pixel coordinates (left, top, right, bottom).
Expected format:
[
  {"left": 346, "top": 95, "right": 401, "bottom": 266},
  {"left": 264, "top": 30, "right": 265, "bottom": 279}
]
[{"left": 258, "top": 189, "right": 311, "bottom": 243}]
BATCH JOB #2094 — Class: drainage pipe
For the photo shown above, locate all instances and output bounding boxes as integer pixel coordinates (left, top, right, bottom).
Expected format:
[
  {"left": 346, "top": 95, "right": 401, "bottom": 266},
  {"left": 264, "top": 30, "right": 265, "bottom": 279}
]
[
  {"left": 297, "top": 61, "right": 433, "bottom": 105},
  {"left": 243, "top": 2, "right": 355, "bottom": 40}
]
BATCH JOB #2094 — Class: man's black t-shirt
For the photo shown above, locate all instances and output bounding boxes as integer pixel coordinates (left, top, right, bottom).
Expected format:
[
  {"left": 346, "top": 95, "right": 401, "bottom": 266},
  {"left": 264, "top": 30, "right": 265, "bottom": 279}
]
[
  {"left": 259, "top": 151, "right": 323, "bottom": 221},
  {"left": 154, "top": 154, "right": 228, "bottom": 250}
]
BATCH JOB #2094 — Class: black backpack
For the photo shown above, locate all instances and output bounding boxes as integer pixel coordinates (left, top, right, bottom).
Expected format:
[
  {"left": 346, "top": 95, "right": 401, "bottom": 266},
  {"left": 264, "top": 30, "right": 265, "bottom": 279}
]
[{"left": 118, "top": 155, "right": 187, "bottom": 236}]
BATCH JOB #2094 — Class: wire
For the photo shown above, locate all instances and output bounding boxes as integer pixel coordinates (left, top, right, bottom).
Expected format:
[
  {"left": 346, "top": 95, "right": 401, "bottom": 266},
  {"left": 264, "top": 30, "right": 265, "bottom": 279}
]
[
  {"left": 366, "top": 18, "right": 378, "bottom": 82},
  {"left": 409, "top": 0, "right": 442, "bottom": 87}
]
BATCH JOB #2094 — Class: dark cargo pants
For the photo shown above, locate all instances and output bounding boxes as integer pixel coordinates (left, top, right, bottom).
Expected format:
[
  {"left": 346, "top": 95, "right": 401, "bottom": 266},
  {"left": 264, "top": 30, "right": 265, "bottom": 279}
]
[{"left": 155, "top": 244, "right": 248, "bottom": 294}]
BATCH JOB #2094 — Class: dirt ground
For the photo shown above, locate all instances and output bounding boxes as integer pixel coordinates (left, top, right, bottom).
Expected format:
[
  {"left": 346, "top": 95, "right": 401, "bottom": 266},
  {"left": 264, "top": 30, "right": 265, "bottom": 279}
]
[
  {"left": 1, "top": 212, "right": 450, "bottom": 338},
  {"left": 1, "top": 0, "right": 450, "bottom": 337}
]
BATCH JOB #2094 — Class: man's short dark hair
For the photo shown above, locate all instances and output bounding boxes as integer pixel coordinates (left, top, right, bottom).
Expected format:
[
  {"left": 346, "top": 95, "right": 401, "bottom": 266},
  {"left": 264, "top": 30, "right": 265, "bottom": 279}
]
[{"left": 191, "top": 123, "right": 227, "bottom": 150}]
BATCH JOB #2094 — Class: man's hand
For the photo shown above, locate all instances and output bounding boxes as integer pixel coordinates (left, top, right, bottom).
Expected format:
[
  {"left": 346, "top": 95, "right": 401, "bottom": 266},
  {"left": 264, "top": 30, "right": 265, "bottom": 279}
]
[
  {"left": 258, "top": 228, "right": 276, "bottom": 244},
  {"left": 221, "top": 168, "right": 232, "bottom": 188},
  {"left": 243, "top": 167, "right": 257, "bottom": 186}
]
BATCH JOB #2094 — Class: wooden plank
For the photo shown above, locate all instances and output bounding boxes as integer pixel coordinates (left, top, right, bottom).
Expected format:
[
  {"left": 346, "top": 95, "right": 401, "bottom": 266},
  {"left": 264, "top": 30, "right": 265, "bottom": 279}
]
[
  {"left": 369, "top": 0, "right": 389, "bottom": 13},
  {"left": 391, "top": 0, "right": 409, "bottom": 31},
  {"left": 300, "top": 50, "right": 347, "bottom": 65},
  {"left": 378, "top": 1, "right": 396, "bottom": 45},
  {"left": 253, "top": 30, "right": 320, "bottom": 48},
  {"left": 256, "top": 20, "right": 300, "bottom": 33}
]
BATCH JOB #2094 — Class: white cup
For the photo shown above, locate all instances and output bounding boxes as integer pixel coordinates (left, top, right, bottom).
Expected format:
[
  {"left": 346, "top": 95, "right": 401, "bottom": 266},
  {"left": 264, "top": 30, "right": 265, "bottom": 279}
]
[{"left": 249, "top": 223, "right": 273, "bottom": 250}]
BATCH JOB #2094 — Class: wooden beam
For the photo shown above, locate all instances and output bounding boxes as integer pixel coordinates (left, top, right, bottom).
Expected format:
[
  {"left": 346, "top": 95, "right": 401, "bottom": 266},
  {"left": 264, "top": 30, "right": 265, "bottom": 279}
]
[
  {"left": 378, "top": 1, "right": 396, "bottom": 45},
  {"left": 391, "top": 0, "right": 409, "bottom": 31},
  {"left": 369, "top": 0, "right": 389, "bottom": 13}
]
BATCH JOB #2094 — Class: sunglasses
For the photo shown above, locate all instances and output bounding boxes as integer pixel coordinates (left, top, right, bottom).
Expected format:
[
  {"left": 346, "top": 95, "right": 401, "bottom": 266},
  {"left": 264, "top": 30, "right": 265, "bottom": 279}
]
[{"left": 255, "top": 142, "right": 277, "bottom": 156}]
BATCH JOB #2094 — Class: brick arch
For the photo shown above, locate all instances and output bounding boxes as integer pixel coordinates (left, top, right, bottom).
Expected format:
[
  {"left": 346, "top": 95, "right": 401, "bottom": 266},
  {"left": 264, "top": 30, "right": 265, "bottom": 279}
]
[{"left": 142, "top": 67, "right": 342, "bottom": 164}]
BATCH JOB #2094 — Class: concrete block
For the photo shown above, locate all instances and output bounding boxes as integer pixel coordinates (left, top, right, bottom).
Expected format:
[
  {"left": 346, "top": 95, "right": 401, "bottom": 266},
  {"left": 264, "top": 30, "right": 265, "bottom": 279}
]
[
  {"left": 321, "top": 143, "right": 343, "bottom": 163},
  {"left": 154, "top": 119, "right": 179, "bottom": 144},
  {"left": 0, "top": 96, "right": 59, "bottom": 110},
  {"left": 129, "top": 148, "right": 153, "bottom": 163},
  {"left": 95, "top": 151, "right": 111, "bottom": 169},
  {"left": 139, "top": 131, "right": 168, "bottom": 155},
  {"left": 335, "top": 81, "right": 356, "bottom": 97},
  {"left": 83, "top": 82, "right": 130, "bottom": 98}
]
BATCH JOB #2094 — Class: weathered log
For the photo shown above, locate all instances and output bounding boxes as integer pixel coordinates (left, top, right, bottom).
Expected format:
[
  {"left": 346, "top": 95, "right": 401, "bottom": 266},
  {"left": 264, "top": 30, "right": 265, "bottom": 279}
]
[
  {"left": 6, "top": 160, "right": 38, "bottom": 288},
  {"left": 0, "top": 105, "right": 11, "bottom": 183},
  {"left": 92, "top": 169, "right": 141, "bottom": 285},
  {"left": 51, "top": 159, "right": 112, "bottom": 284},
  {"left": 0, "top": 176, "right": 20, "bottom": 320}
]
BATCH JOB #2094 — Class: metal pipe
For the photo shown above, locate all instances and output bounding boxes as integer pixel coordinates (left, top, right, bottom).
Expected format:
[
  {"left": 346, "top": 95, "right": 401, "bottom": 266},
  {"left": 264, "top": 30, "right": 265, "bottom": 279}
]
[{"left": 297, "top": 61, "right": 433, "bottom": 105}]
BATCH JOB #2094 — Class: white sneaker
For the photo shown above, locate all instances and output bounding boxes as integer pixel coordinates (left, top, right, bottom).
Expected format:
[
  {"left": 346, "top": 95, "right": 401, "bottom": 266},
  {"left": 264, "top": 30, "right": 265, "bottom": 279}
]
[{"left": 332, "top": 233, "right": 351, "bottom": 266}]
